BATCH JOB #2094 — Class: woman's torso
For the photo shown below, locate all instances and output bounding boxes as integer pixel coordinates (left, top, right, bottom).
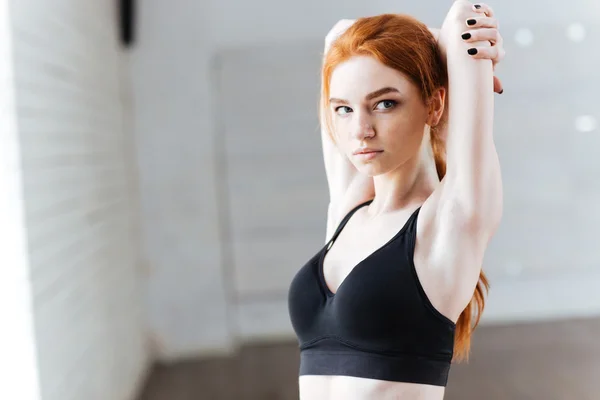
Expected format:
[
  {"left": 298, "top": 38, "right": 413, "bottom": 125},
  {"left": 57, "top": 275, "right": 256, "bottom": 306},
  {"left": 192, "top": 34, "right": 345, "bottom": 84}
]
[
  {"left": 288, "top": 200, "right": 458, "bottom": 400},
  {"left": 299, "top": 375, "right": 445, "bottom": 400}
]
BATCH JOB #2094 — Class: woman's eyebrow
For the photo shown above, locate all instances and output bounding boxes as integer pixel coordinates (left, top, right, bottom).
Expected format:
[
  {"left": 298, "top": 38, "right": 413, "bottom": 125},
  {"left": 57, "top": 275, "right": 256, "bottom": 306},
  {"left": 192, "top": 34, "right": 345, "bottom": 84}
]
[{"left": 329, "top": 87, "right": 401, "bottom": 104}]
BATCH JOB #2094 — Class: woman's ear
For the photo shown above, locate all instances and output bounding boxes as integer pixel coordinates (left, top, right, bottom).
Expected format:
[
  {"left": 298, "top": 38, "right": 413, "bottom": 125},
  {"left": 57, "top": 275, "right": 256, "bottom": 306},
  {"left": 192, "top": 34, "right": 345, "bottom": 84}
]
[{"left": 427, "top": 87, "right": 446, "bottom": 127}]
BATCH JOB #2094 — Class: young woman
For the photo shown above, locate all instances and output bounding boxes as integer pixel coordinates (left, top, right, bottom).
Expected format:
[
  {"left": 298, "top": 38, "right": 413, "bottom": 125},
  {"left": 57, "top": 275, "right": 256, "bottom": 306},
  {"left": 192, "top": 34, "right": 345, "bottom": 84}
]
[{"left": 288, "top": 1, "right": 505, "bottom": 399}]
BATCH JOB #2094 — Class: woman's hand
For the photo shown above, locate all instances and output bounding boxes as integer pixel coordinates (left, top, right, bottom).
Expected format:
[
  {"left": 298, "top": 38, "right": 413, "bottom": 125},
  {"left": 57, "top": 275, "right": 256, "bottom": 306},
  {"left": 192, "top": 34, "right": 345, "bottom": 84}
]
[
  {"left": 324, "top": 19, "right": 356, "bottom": 54},
  {"left": 439, "top": 1, "right": 505, "bottom": 93}
]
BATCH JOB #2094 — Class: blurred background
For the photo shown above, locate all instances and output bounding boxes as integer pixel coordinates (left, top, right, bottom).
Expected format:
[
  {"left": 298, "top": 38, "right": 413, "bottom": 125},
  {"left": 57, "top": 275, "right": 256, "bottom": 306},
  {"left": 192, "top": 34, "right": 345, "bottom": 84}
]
[{"left": 1, "top": 0, "right": 599, "bottom": 399}]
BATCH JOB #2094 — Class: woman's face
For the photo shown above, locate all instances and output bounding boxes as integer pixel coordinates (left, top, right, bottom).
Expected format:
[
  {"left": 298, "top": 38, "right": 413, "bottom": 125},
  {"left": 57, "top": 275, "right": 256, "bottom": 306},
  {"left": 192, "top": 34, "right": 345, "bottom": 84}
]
[{"left": 328, "top": 56, "right": 439, "bottom": 177}]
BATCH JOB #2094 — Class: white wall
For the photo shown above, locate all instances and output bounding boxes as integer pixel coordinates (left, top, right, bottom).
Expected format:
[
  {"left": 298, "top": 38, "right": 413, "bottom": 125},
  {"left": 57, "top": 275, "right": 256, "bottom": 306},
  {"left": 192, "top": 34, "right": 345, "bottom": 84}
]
[
  {"left": 130, "top": 0, "right": 233, "bottom": 361},
  {"left": 8, "top": 1, "right": 150, "bottom": 399},
  {"left": 207, "top": 0, "right": 600, "bottom": 48},
  {"left": 0, "top": 1, "right": 41, "bottom": 399},
  {"left": 135, "top": 0, "right": 600, "bottom": 360}
]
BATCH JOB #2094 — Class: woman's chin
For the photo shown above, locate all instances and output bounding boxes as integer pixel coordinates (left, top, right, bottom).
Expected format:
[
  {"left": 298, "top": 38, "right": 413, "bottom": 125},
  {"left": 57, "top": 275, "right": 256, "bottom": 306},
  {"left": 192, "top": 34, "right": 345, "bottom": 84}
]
[{"left": 355, "top": 163, "right": 386, "bottom": 177}]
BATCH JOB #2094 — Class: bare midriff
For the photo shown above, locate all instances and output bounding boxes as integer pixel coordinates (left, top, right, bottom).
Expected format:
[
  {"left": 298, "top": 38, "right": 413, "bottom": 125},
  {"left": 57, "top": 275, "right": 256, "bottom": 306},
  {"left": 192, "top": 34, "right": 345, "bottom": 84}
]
[{"left": 299, "top": 375, "right": 445, "bottom": 400}]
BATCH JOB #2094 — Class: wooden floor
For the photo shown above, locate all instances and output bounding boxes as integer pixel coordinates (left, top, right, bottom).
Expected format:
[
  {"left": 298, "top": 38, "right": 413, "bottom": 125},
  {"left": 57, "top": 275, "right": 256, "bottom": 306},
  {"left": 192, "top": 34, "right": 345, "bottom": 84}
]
[{"left": 138, "top": 317, "right": 600, "bottom": 400}]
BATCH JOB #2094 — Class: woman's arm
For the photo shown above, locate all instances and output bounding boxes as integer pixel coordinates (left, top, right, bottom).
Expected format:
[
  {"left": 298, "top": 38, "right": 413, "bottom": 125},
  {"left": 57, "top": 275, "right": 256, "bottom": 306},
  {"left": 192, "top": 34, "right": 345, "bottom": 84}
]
[
  {"left": 437, "top": 1, "right": 503, "bottom": 233},
  {"left": 413, "top": 1, "right": 504, "bottom": 320},
  {"left": 322, "top": 20, "right": 375, "bottom": 241}
]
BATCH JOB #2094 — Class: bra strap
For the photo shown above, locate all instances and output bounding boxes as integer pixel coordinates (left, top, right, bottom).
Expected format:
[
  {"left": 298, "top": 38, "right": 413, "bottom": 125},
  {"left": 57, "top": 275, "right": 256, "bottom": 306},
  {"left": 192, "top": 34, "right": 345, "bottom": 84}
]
[{"left": 327, "top": 199, "right": 373, "bottom": 246}]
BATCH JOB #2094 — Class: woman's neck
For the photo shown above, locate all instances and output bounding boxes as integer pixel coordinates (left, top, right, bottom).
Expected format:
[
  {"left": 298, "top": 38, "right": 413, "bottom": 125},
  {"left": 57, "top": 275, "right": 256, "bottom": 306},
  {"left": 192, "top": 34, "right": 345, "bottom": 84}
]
[{"left": 368, "top": 151, "right": 439, "bottom": 216}]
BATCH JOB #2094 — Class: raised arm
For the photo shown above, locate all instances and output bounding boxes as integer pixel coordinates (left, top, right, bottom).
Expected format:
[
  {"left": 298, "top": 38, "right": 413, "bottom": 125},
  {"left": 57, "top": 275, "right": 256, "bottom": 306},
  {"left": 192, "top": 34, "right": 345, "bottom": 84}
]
[
  {"left": 447, "top": 2, "right": 503, "bottom": 226},
  {"left": 321, "top": 20, "right": 375, "bottom": 241},
  {"left": 415, "top": 1, "right": 504, "bottom": 315},
  {"left": 436, "top": 1, "right": 503, "bottom": 233}
]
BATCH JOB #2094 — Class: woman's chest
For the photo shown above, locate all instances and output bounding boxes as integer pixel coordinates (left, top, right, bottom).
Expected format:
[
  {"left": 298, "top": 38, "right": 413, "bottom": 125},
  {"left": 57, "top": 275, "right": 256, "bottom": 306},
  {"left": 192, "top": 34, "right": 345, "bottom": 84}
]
[{"left": 322, "top": 225, "right": 408, "bottom": 294}]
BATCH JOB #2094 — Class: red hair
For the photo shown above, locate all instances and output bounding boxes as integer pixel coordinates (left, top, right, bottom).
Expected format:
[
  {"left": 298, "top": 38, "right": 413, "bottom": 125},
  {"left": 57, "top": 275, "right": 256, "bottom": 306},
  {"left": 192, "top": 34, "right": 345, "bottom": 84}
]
[{"left": 320, "top": 13, "right": 489, "bottom": 362}]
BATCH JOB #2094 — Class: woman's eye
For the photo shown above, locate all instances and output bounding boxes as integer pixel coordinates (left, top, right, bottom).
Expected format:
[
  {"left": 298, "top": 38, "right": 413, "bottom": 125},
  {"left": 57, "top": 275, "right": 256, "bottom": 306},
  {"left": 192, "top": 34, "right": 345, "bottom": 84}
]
[
  {"left": 375, "top": 100, "right": 397, "bottom": 110},
  {"left": 335, "top": 106, "right": 352, "bottom": 115}
]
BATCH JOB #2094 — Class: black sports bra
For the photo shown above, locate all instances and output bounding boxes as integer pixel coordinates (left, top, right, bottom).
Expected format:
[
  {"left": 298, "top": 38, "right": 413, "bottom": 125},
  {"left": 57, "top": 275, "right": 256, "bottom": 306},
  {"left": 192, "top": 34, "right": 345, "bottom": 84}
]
[{"left": 287, "top": 200, "right": 456, "bottom": 387}]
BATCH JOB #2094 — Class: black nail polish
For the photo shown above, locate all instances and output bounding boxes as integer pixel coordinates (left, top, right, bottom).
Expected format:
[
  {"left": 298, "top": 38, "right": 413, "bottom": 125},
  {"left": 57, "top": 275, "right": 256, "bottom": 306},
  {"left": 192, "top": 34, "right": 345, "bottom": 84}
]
[
  {"left": 462, "top": 32, "right": 471, "bottom": 40},
  {"left": 498, "top": 89, "right": 504, "bottom": 94},
  {"left": 467, "top": 48, "right": 478, "bottom": 55},
  {"left": 467, "top": 19, "right": 477, "bottom": 26},
  {"left": 474, "top": 4, "right": 482, "bottom": 9}
]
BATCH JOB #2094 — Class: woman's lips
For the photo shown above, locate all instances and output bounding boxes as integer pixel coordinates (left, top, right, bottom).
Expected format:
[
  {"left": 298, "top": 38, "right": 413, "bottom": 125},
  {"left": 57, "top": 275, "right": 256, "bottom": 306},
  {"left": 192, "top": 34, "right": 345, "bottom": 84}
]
[{"left": 353, "top": 149, "right": 383, "bottom": 160}]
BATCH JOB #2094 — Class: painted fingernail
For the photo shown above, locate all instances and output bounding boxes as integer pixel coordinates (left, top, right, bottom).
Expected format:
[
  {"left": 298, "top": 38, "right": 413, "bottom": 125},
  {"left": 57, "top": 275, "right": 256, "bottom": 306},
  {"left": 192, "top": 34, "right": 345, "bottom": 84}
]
[
  {"left": 474, "top": 4, "right": 482, "bottom": 9},
  {"left": 498, "top": 89, "right": 504, "bottom": 94},
  {"left": 467, "top": 19, "right": 477, "bottom": 26},
  {"left": 462, "top": 32, "right": 471, "bottom": 40},
  {"left": 467, "top": 48, "right": 478, "bottom": 55}
]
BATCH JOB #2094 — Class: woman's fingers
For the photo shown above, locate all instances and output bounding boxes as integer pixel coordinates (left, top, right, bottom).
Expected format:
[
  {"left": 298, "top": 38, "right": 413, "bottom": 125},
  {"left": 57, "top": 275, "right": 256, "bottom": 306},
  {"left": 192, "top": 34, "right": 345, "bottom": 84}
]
[
  {"left": 462, "top": 5, "right": 505, "bottom": 66},
  {"left": 461, "top": 27, "right": 501, "bottom": 45},
  {"left": 472, "top": 3, "right": 495, "bottom": 18},
  {"left": 472, "top": 2, "right": 504, "bottom": 94},
  {"left": 466, "top": 44, "right": 506, "bottom": 65},
  {"left": 493, "top": 76, "right": 503, "bottom": 94},
  {"left": 465, "top": 16, "right": 498, "bottom": 29}
]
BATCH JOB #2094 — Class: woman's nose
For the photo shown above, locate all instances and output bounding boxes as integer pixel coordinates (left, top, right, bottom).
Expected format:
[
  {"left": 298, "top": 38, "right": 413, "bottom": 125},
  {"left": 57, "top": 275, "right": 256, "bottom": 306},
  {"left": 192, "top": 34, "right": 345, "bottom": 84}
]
[{"left": 351, "top": 116, "right": 375, "bottom": 140}]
